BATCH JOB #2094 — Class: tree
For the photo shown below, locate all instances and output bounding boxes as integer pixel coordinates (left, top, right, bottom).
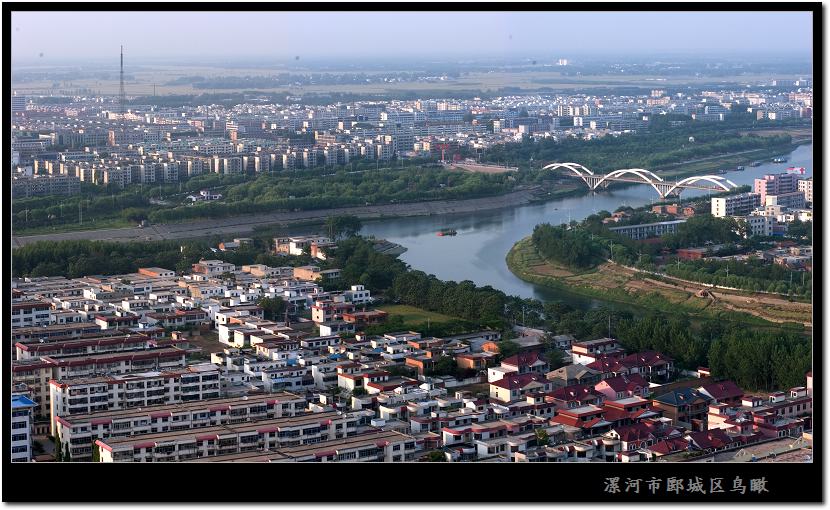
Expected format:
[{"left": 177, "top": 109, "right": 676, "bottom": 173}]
[
  {"left": 219, "top": 271, "right": 236, "bottom": 283},
  {"left": 535, "top": 428, "right": 550, "bottom": 447},
  {"left": 63, "top": 443, "right": 71, "bottom": 462},
  {"left": 424, "top": 450, "right": 447, "bottom": 462},
  {"left": 92, "top": 441, "right": 100, "bottom": 462},
  {"left": 386, "top": 364, "right": 415, "bottom": 378},
  {"left": 325, "top": 215, "right": 363, "bottom": 241},
  {"left": 257, "top": 296, "right": 287, "bottom": 321},
  {"left": 496, "top": 340, "right": 521, "bottom": 360},
  {"left": 54, "top": 432, "right": 63, "bottom": 462},
  {"left": 429, "top": 356, "right": 458, "bottom": 377},
  {"left": 541, "top": 346, "right": 566, "bottom": 370},
  {"left": 351, "top": 387, "right": 368, "bottom": 397}
]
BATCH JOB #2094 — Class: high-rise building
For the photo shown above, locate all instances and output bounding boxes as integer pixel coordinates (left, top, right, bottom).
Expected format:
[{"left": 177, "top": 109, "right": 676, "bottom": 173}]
[
  {"left": 11, "top": 394, "right": 36, "bottom": 462},
  {"left": 11, "top": 95, "right": 27, "bottom": 113},
  {"left": 798, "top": 178, "right": 813, "bottom": 204},
  {"left": 754, "top": 173, "right": 800, "bottom": 204}
]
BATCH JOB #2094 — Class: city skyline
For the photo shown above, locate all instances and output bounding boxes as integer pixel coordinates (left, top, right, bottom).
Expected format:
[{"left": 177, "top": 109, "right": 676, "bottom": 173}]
[{"left": 12, "top": 11, "right": 813, "bottom": 63}]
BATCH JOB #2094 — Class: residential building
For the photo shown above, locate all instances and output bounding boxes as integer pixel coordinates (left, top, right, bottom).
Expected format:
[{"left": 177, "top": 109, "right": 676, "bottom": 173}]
[
  {"left": 607, "top": 220, "right": 686, "bottom": 240},
  {"left": 12, "top": 301, "right": 53, "bottom": 328},
  {"left": 11, "top": 394, "right": 37, "bottom": 462},
  {"left": 489, "top": 373, "right": 552, "bottom": 403},
  {"left": 571, "top": 338, "right": 624, "bottom": 365},
  {"left": 754, "top": 173, "right": 801, "bottom": 204},
  {"left": 95, "top": 409, "right": 375, "bottom": 462},
  {"left": 546, "top": 364, "right": 602, "bottom": 389},
  {"left": 48, "top": 363, "right": 222, "bottom": 435},
  {"left": 798, "top": 178, "right": 813, "bottom": 204},
  {"left": 651, "top": 388, "right": 712, "bottom": 432},
  {"left": 711, "top": 192, "right": 762, "bottom": 217},
  {"left": 55, "top": 392, "right": 307, "bottom": 461},
  {"left": 765, "top": 191, "right": 806, "bottom": 210},
  {"left": 183, "top": 430, "right": 418, "bottom": 462}
]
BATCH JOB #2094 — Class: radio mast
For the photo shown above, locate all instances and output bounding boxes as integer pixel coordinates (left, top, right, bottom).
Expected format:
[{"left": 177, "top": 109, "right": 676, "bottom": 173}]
[{"left": 119, "top": 45, "right": 126, "bottom": 116}]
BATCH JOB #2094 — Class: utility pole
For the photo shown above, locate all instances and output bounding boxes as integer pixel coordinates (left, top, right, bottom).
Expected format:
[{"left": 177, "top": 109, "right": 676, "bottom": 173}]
[{"left": 79, "top": 201, "right": 82, "bottom": 225}]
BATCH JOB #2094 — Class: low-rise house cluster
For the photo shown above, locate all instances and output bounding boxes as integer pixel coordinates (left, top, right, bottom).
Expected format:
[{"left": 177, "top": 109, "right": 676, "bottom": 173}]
[{"left": 11, "top": 259, "right": 811, "bottom": 463}]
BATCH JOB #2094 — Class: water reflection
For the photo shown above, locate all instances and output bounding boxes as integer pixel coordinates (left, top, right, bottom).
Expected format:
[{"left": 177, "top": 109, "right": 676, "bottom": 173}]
[{"left": 360, "top": 144, "right": 812, "bottom": 306}]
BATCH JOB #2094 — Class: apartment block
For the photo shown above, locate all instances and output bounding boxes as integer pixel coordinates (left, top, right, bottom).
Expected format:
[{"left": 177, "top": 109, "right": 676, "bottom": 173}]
[
  {"left": 607, "top": 220, "right": 686, "bottom": 240},
  {"left": 49, "top": 363, "right": 222, "bottom": 434},
  {"left": 754, "top": 173, "right": 800, "bottom": 204},
  {"left": 11, "top": 394, "right": 37, "bottom": 462},
  {"left": 55, "top": 392, "right": 307, "bottom": 461},
  {"left": 710, "top": 192, "right": 761, "bottom": 218},
  {"left": 11, "top": 301, "right": 53, "bottom": 328},
  {"left": 798, "top": 178, "right": 813, "bottom": 204},
  {"left": 183, "top": 429, "right": 418, "bottom": 462},
  {"left": 765, "top": 191, "right": 806, "bottom": 210},
  {"left": 95, "top": 409, "right": 375, "bottom": 462}
]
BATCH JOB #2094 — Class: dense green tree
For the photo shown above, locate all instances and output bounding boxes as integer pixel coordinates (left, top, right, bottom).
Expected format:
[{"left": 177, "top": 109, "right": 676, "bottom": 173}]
[
  {"left": 325, "top": 215, "right": 363, "bottom": 241},
  {"left": 424, "top": 450, "right": 447, "bottom": 462},
  {"left": 496, "top": 340, "right": 521, "bottom": 359},
  {"left": 257, "top": 296, "right": 287, "bottom": 321}
]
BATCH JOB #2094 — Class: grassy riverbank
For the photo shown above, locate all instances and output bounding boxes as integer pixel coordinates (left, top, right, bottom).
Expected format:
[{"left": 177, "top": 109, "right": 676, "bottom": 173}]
[{"left": 506, "top": 236, "right": 810, "bottom": 330}]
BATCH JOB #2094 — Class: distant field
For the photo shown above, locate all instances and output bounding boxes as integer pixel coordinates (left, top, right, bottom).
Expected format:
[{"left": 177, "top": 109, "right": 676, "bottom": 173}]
[
  {"left": 11, "top": 65, "right": 809, "bottom": 97},
  {"left": 376, "top": 305, "right": 460, "bottom": 325},
  {"left": 506, "top": 236, "right": 812, "bottom": 328},
  {"left": 446, "top": 162, "right": 518, "bottom": 174}
]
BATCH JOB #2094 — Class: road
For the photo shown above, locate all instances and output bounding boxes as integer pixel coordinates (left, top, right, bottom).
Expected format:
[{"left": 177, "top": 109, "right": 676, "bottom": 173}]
[{"left": 12, "top": 187, "right": 543, "bottom": 247}]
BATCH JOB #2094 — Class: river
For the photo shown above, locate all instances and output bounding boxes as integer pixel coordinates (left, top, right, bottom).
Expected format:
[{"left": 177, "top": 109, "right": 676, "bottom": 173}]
[{"left": 360, "top": 143, "right": 813, "bottom": 306}]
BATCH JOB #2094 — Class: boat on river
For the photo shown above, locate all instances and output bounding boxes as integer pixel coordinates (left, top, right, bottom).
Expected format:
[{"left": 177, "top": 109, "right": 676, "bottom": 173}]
[{"left": 437, "top": 228, "right": 457, "bottom": 236}]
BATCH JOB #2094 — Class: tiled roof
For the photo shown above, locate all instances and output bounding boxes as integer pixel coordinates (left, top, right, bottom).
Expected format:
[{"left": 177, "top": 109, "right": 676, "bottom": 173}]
[
  {"left": 491, "top": 372, "right": 548, "bottom": 390},
  {"left": 700, "top": 380, "right": 744, "bottom": 400}
]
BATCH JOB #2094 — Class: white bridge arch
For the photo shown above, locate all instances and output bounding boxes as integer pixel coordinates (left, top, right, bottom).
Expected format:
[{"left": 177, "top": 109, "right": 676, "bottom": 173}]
[
  {"left": 662, "top": 175, "right": 737, "bottom": 197},
  {"left": 540, "top": 162, "right": 595, "bottom": 180},
  {"left": 591, "top": 168, "right": 665, "bottom": 195},
  {"left": 542, "top": 162, "right": 740, "bottom": 198}
]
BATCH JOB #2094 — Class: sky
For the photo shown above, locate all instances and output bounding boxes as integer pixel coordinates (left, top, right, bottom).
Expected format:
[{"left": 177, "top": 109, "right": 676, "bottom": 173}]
[{"left": 11, "top": 11, "right": 813, "bottom": 64}]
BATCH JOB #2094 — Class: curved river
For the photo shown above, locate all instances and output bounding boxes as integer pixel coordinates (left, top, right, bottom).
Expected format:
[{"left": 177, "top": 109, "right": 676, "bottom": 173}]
[{"left": 360, "top": 144, "right": 813, "bottom": 306}]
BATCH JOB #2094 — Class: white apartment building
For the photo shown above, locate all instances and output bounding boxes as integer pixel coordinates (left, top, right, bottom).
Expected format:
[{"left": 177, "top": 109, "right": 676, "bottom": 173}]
[
  {"left": 55, "top": 392, "right": 307, "bottom": 461},
  {"left": 12, "top": 301, "right": 53, "bottom": 328},
  {"left": 736, "top": 214, "right": 776, "bottom": 237},
  {"left": 95, "top": 409, "right": 375, "bottom": 462},
  {"left": 185, "top": 429, "right": 417, "bottom": 462},
  {"left": 11, "top": 394, "right": 37, "bottom": 462},
  {"left": 798, "top": 178, "right": 813, "bottom": 204},
  {"left": 711, "top": 192, "right": 762, "bottom": 218},
  {"left": 344, "top": 285, "right": 372, "bottom": 305},
  {"left": 48, "top": 363, "right": 222, "bottom": 434}
]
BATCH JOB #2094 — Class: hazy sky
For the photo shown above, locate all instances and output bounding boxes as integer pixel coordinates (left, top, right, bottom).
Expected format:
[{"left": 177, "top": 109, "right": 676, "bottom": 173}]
[{"left": 12, "top": 11, "right": 813, "bottom": 63}]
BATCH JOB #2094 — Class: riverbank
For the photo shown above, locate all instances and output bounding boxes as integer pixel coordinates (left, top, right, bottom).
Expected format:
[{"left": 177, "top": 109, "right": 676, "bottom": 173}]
[
  {"left": 505, "top": 236, "right": 810, "bottom": 329},
  {"left": 654, "top": 142, "right": 807, "bottom": 178},
  {"left": 12, "top": 186, "right": 549, "bottom": 247},
  {"left": 13, "top": 135, "right": 807, "bottom": 245}
]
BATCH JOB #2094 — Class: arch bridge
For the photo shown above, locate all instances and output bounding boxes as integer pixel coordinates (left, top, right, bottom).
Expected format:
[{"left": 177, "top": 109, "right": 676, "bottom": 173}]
[{"left": 542, "top": 162, "right": 739, "bottom": 199}]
